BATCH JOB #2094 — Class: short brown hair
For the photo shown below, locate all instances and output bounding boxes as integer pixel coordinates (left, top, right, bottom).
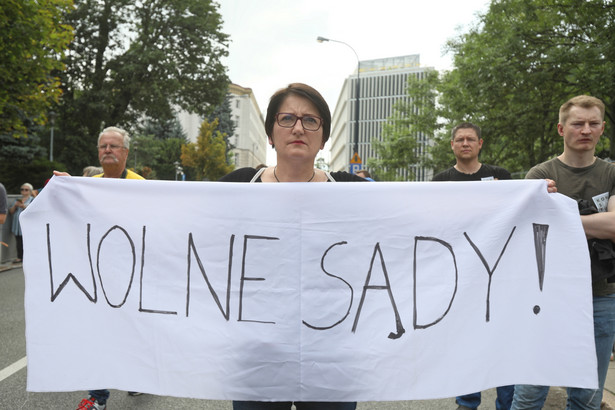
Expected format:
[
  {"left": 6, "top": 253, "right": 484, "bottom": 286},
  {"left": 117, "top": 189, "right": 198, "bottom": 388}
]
[
  {"left": 451, "top": 122, "right": 481, "bottom": 140},
  {"left": 559, "top": 95, "right": 605, "bottom": 125},
  {"left": 265, "top": 83, "right": 331, "bottom": 146}
]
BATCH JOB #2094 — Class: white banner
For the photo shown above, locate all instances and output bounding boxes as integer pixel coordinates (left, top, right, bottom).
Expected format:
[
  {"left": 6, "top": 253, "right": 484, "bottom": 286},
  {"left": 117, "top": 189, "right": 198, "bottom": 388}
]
[{"left": 21, "top": 176, "right": 597, "bottom": 401}]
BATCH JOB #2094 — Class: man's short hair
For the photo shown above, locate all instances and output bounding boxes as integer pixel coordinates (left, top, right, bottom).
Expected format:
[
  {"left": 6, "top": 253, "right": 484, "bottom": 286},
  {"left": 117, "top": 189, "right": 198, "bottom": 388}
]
[
  {"left": 559, "top": 95, "right": 605, "bottom": 125},
  {"left": 451, "top": 122, "right": 481, "bottom": 140},
  {"left": 356, "top": 169, "right": 371, "bottom": 178},
  {"left": 98, "top": 126, "right": 131, "bottom": 149}
]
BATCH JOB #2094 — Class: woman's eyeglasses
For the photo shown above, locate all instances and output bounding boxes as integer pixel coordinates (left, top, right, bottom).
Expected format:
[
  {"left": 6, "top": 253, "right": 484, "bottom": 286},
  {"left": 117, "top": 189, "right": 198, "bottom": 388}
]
[{"left": 276, "top": 113, "right": 322, "bottom": 131}]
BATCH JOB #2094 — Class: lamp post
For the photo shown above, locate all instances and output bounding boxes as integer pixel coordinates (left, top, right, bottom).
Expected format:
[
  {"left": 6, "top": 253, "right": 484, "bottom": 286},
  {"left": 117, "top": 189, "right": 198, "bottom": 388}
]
[
  {"left": 48, "top": 111, "right": 56, "bottom": 162},
  {"left": 133, "top": 140, "right": 138, "bottom": 170},
  {"left": 317, "top": 36, "right": 361, "bottom": 170},
  {"left": 174, "top": 161, "right": 183, "bottom": 181}
]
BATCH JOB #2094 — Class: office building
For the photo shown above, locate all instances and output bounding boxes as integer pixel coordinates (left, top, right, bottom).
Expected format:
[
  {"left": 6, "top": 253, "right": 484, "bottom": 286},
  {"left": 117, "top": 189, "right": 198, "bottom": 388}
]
[{"left": 329, "top": 55, "right": 433, "bottom": 181}]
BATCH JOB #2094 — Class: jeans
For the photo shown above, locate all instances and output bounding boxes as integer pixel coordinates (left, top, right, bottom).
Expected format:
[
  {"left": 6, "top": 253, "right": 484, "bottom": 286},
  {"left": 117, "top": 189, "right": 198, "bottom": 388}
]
[
  {"left": 456, "top": 385, "right": 514, "bottom": 409},
  {"left": 15, "top": 235, "right": 23, "bottom": 260},
  {"left": 233, "top": 401, "right": 357, "bottom": 410},
  {"left": 89, "top": 389, "right": 110, "bottom": 405},
  {"left": 511, "top": 295, "right": 615, "bottom": 410}
]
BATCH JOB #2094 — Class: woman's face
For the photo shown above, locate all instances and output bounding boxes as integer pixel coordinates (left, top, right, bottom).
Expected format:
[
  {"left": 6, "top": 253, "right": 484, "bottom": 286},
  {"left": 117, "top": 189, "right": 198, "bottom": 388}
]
[
  {"left": 269, "top": 95, "right": 325, "bottom": 162},
  {"left": 21, "top": 186, "right": 31, "bottom": 197}
]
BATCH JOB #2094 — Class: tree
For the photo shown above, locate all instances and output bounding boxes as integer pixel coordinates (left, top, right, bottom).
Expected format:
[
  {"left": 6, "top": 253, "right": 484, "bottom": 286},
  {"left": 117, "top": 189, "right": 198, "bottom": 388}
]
[
  {"left": 442, "top": 0, "right": 614, "bottom": 172},
  {"left": 56, "top": 0, "right": 230, "bottom": 174},
  {"left": 380, "top": 0, "right": 615, "bottom": 179},
  {"left": 369, "top": 70, "right": 439, "bottom": 181},
  {"left": 0, "top": 0, "right": 73, "bottom": 136},
  {"left": 136, "top": 116, "right": 188, "bottom": 180},
  {"left": 207, "top": 93, "right": 236, "bottom": 165},
  {"left": 207, "top": 93, "right": 237, "bottom": 164},
  {"left": 181, "top": 118, "right": 233, "bottom": 181}
]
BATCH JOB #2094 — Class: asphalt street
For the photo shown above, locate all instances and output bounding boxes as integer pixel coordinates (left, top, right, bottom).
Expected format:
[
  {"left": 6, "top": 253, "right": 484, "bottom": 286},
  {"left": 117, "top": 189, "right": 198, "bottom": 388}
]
[{"left": 0, "top": 263, "right": 609, "bottom": 409}]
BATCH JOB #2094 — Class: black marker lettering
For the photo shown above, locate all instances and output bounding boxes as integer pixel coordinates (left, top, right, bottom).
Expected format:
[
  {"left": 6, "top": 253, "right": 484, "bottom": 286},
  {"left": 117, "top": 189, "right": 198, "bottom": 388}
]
[
  {"left": 303, "top": 241, "right": 354, "bottom": 330},
  {"left": 139, "top": 226, "right": 176, "bottom": 315},
  {"left": 464, "top": 227, "right": 516, "bottom": 322},
  {"left": 353, "top": 243, "right": 405, "bottom": 339},
  {"left": 97, "top": 225, "right": 137, "bottom": 308},
  {"left": 238, "top": 235, "right": 279, "bottom": 324},
  {"left": 186, "top": 233, "right": 234, "bottom": 319},
  {"left": 48, "top": 223, "right": 97, "bottom": 302},
  {"left": 413, "top": 237, "right": 457, "bottom": 330}
]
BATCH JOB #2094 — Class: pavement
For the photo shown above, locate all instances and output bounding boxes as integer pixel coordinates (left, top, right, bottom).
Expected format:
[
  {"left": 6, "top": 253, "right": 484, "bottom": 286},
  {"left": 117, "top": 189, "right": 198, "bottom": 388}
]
[{"left": 2, "top": 260, "right": 615, "bottom": 409}]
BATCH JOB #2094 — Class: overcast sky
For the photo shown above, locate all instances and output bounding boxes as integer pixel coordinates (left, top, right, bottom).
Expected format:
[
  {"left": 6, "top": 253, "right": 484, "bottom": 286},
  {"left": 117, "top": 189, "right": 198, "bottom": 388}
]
[{"left": 218, "top": 0, "right": 490, "bottom": 116}]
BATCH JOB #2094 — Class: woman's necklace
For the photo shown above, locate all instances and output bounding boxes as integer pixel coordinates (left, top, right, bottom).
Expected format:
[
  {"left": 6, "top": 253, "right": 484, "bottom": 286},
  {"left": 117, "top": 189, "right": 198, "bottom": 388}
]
[{"left": 273, "top": 166, "right": 316, "bottom": 182}]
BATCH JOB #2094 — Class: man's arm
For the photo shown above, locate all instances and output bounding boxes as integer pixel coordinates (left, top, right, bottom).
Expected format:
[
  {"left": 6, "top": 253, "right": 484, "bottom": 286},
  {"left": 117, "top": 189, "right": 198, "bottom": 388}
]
[{"left": 582, "top": 196, "right": 615, "bottom": 241}]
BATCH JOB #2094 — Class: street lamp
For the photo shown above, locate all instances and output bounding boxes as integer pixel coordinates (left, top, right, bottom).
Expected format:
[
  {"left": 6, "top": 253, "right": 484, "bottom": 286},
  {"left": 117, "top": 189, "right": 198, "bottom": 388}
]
[
  {"left": 317, "top": 36, "right": 361, "bottom": 169},
  {"left": 133, "top": 140, "right": 138, "bottom": 170},
  {"left": 174, "top": 161, "right": 183, "bottom": 181},
  {"left": 48, "top": 111, "right": 56, "bottom": 162}
]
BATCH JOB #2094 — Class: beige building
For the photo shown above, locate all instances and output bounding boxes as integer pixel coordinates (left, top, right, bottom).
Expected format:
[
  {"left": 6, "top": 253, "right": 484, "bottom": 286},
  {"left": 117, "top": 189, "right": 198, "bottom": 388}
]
[
  {"left": 329, "top": 55, "right": 433, "bottom": 181},
  {"left": 177, "top": 83, "right": 267, "bottom": 169}
]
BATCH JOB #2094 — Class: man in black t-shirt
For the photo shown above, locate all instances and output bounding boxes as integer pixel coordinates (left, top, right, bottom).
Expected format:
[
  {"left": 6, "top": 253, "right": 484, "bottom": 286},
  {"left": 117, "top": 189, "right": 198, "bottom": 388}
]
[
  {"left": 433, "top": 122, "right": 513, "bottom": 410},
  {"left": 432, "top": 122, "right": 511, "bottom": 182}
]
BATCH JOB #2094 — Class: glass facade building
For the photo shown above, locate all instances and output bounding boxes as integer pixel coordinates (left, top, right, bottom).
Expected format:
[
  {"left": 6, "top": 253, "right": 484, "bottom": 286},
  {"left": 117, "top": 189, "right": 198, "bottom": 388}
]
[{"left": 329, "top": 55, "right": 433, "bottom": 181}]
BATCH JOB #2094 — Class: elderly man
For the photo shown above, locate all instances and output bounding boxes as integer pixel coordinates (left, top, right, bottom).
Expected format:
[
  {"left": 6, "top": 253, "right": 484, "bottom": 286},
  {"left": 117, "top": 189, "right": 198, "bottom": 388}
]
[
  {"left": 93, "top": 126, "right": 144, "bottom": 180},
  {"left": 70, "top": 126, "right": 143, "bottom": 410}
]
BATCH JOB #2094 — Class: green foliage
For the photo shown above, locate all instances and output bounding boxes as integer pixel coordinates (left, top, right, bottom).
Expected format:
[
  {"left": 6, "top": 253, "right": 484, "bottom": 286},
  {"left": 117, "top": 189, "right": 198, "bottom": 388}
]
[
  {"left": 378, "top": 0, "right": 615, "bottom": 179},
  {"left": 369, "top": 70, "right": 439, "bottom": 181},
  {"left": 0, "top": 0, "right": 74, "bottom": 136},
  {"left": 181, "top": 118, "right": 233, "bottom": 181},
  {"left": 207, "top": 93, "right": 236, "bottom": 165},
  {"left": 442, "top": 0, "right": 614, "bottom": 171},
  {"left": 133, "top": 117, "right": 188, "bottom": 180},
  {"left": 56, "top": 0, "right": 230, "bottom": 174}
]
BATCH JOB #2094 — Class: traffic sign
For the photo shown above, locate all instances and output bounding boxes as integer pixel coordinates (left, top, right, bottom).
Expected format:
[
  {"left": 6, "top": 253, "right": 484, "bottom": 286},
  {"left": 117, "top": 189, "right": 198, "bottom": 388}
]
[{"left": 350, "top": 152, "right": 362, "bottom": 164}]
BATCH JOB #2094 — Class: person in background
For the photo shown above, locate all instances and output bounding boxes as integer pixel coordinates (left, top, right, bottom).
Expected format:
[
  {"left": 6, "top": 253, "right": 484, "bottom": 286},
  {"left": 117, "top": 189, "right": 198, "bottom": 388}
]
[
  {"left": 221, "top": 82, "right": 364, "bottom": 410},
  {"left": 432, "top": 122, "right": 511, "bottom": 183},
  {"left": 82, "top": 165, "right": 103, "bottom": 177},
  {"left": 9, "top": 183, "right": 34, "bottom": 263},
  {"left": 355, "top": 169, "right": 374, "bottom": 181},
  {"left": 92, "top": 126, "right": 144, "bottom": 180},
  {"left": 0, "top": 182, "right": 7, "bottom": 225},
  {"left": 433, "top": 122, "right": 513, "bottom": 410},
  {"left": 511, "top": 95, "right": 615, "bottom": 410},
  {"left": 55, "top": 127, "right": 144, "bottom": 410}
]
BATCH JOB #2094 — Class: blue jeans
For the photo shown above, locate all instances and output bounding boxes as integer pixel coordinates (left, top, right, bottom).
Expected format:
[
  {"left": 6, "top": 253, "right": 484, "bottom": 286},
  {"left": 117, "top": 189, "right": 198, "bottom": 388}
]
[
  {"left": 89, "top": 389, "right": 110, "bottom": 405},
  {"left": 456, "top": 385, "right": 514, "bottom": 409},
  {"left": 233, "top": 401, "right": 357, "bottom": 410},
  {"left": 511, "top": 295, "right": 615, "bottom": 410}
]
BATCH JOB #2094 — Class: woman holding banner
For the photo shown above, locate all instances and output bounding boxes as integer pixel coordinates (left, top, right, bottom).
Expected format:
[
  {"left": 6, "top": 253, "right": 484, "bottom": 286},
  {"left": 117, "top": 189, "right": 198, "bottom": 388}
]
[{"left": 220, "top": 82, "right": 363, "bottom": 409}]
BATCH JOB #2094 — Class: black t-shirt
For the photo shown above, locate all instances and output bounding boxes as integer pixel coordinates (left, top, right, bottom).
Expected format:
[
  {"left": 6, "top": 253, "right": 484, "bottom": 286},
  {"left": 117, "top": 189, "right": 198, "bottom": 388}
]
[
  {"left": 219, "top": 167, "right": 366, "bottom": 183},
  {"left": 432, "top": 164, "right": 511, "bottom": 181}
]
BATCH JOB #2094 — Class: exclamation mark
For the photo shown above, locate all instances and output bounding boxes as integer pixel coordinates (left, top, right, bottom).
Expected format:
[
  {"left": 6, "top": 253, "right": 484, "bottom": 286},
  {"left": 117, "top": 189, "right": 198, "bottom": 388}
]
[{"left": 532, "top": 223, "right": 549, "bottom": 315}]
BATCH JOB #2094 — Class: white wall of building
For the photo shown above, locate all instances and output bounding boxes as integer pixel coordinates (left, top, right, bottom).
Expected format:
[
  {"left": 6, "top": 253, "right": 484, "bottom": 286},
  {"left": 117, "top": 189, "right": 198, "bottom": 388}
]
[{"left": 177, "top": 83, "right": 267, "bottom": 169}]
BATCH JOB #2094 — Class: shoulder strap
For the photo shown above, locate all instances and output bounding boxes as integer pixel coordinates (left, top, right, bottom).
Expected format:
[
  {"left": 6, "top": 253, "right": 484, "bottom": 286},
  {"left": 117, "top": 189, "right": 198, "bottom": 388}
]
[
  {"left": 325, "top": 171, "right": 336, "bottom": 182},
  {"left": 250, "top": 167, "right": 267, "bottom": 183}
]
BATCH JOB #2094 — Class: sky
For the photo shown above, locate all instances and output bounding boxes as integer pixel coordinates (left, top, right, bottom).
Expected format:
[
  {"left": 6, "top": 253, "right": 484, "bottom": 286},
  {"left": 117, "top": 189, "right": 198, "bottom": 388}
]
[{"left": 218, "top": 0, "right": 490, "bottom": 116}]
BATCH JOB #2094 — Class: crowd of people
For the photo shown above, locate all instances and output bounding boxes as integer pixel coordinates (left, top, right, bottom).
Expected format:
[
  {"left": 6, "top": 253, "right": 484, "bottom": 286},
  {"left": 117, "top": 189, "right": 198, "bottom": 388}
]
[{"left": 2, "top": 83, "right": 612, "bottom": 410}]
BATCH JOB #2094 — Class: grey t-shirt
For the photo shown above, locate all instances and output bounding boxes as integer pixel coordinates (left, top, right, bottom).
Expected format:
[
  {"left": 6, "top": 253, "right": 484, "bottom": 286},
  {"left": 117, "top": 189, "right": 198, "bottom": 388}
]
[{"left": 526, "top": 157, "right": 615, "bottom": 296}]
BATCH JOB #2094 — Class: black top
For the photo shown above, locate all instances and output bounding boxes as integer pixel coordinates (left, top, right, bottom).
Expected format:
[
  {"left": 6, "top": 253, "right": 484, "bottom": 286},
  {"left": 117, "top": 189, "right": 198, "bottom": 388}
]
[
  {"left": 220, "top": 167, "right": 367, "bottom": 183},
  {"left": 432, "top": 164, "right": 511, "bottom": 182}
]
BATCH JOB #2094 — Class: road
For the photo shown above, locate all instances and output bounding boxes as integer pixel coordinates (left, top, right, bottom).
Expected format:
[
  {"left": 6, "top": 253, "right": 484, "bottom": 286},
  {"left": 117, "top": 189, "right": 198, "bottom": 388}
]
[{"left": 0, "top": 264, "right": 601, "bottom": 409}]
